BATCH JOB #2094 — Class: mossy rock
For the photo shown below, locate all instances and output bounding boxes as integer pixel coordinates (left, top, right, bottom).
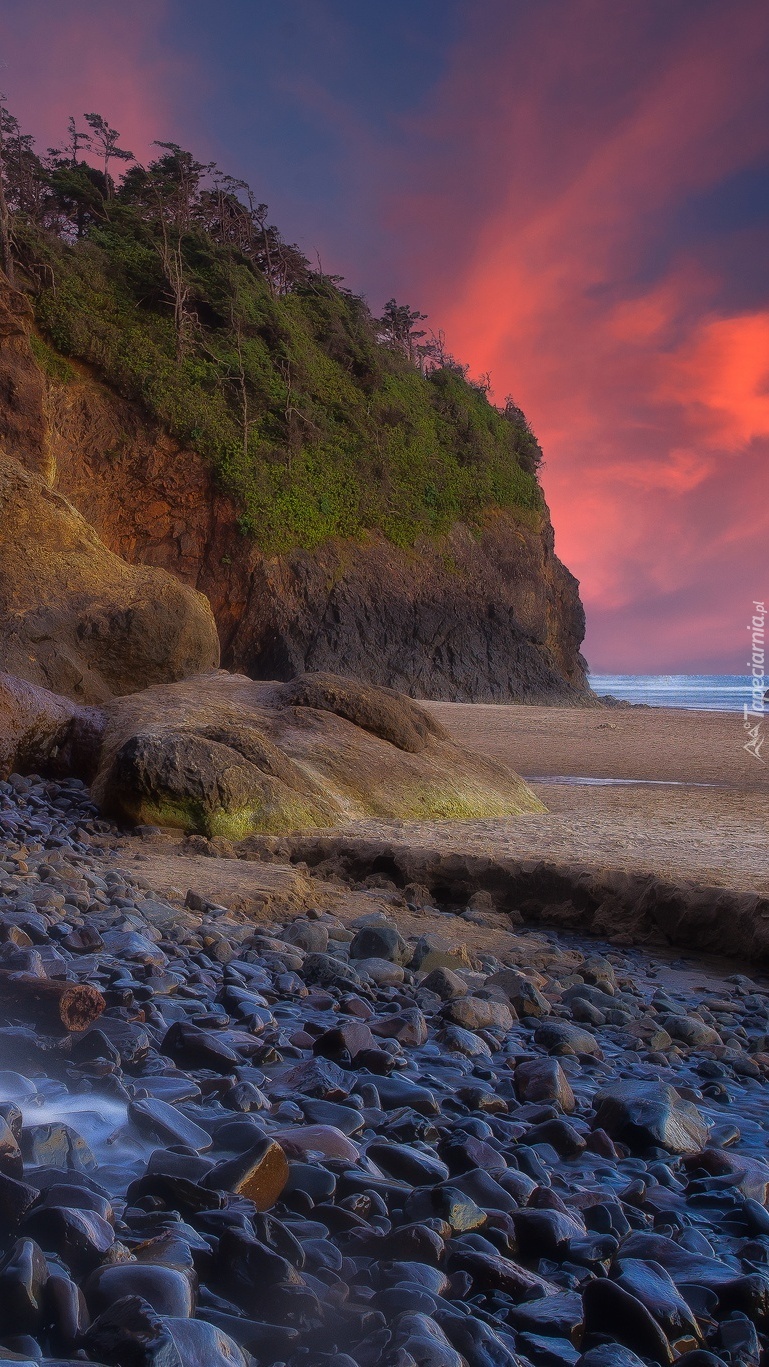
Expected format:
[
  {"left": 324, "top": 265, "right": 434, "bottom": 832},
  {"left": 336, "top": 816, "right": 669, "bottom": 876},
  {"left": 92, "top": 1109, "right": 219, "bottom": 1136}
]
[{"left": 93, "top": 669, "right": 545, "bottom": 836}]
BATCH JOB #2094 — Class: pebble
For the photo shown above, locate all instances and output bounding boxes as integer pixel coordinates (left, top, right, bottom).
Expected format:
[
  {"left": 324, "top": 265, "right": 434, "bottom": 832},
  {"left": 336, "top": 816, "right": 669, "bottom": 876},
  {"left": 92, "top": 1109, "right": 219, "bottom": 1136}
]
[{"left": 1, "top": 773, "right": 769, "bottom": 1364}]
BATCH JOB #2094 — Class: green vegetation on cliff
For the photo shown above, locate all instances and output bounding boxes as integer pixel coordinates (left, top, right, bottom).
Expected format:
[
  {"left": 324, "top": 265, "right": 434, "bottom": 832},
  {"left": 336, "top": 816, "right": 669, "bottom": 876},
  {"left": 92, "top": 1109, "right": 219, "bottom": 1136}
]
[{"left": 2, "top": 111, "right": 543, "bottom": 552}]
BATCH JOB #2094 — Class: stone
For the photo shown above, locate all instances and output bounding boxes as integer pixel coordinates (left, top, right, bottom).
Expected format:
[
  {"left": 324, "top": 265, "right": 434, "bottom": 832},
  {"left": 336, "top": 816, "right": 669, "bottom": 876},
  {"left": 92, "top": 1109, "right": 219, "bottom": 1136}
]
[
  {"left": 614, "top": 1259, "right": 702, "bottom": 1341},
  {"left": 411, "top": 934, "right": 474, "bottom": 973},
  {"left": 312, "top": 1020, "right": 376, "bottom": 1060},
  {"left": 84, "top": 1293, "right": 185, "bottom": 1367},
  {"left": 441, "top": 996, "right": 514, "bottom": 1032},
  {"left": 271, "top": 1124, "right": 360, "bottom": 1163},
  {"left": 366, "top": 1141, "right": 450, "bottom": 1186},
  {"left": 486, "top": 968, "right": 551, "bottom": 1016},
  {"left": 582, "top": 1277, "right": 673, "bottom": 1364},
  {"left": 420, "top": 967, "right": 468, "bottom": 1000},
  {"left": 203, "top": 1136, "right": 289, "bottom": 1210},
  {"left": 658, "top": 1014, "right": 723, "bottom": 1049},
  {"left": 349, "top": 922, "right": 410, "bottom": 964},
  {"left": 534, "top": 1020, "right": 601, "bottom": 1056},
  {"left": 0, "top": 1237, "right": 48, "bottom": 1335},
  {"left": 128, "top": 1098, "right": 213, "bottom": 1152},
  {"left": 592, "top": 1080, "right": 710, "bottom": 1154},
  {"left": 166, "top": 1316, "right": 251, "bottom": 1367},
  {"left": 515, "top": 1058, "right": 576, "bottom": 1111},
  {"left": 91, "top": 671, "right": 543, "bottom": 838},
  {"left": 22, "top": 1205, "right": 114, "bottom": 1276},
  {"left": 85, "top": 1263, "right": 195, "bottom": 1318},
  {"left": 0, "top": 452, "right": 219, "bottom": 705},
  {"left": 282, "top": 919, "right": 329, "bottom": 952},
  {"left": 21, "top": 1123, "right": 96, "bottom": 1172},
  {"left": 371, "top": 1008, "right": 428, "bottom": 1045}
]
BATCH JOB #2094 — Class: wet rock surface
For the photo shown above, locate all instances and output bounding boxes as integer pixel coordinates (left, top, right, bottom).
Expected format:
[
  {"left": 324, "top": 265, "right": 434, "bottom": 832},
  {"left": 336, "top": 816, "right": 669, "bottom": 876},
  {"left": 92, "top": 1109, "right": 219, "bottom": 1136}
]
[{"left": 1, "top": 777, "right": 769, "bottom": 1365}]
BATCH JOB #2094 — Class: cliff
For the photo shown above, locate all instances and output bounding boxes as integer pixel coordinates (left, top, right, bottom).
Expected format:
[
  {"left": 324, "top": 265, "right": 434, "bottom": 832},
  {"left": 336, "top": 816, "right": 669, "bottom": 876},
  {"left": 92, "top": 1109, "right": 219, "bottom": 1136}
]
[
  {"left": 31, "top": 366, "right": 585, "bottom": 702},
  {"left": 3, "top": 307, "right": 587, "bottom": 703}
]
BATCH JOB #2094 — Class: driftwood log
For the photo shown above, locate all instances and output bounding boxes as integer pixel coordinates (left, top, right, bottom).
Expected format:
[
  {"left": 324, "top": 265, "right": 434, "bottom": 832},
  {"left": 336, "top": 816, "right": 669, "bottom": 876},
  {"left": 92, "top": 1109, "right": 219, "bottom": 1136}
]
[{"left": 0, "top": 969, "right": 105, "bottom": 1033}]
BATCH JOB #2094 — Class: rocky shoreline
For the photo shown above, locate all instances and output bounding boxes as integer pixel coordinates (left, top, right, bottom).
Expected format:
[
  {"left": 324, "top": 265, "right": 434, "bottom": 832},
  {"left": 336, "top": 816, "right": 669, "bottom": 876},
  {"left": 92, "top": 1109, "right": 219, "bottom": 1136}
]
[{"left": 1, "top": 774, "right": 769, "bottom": 1367}]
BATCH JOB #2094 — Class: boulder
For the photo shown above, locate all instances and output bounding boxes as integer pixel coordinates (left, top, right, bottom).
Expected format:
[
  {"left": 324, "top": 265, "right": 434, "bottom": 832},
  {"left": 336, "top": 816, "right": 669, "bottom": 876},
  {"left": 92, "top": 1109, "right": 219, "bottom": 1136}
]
[
  {"left": 89, "top": 669, "right": 544, "bottom": 837},
  {"left": 0, "top": 673, "right": 102, "bottom": 781},
  {"left": 515, "top": 1058, "right": 576, "bottom": 1112},
  {"left": 592, "top": 1080, "right": 710, "bottom": 1154},
  {"left": 349, "top": 922, "right": 410, "bottom": 965},
  {"left": 486, "top": 968, "right": 551, "bottom": 1017},
  {"left": 0, "top": 450, "right": 219, "bottom": 702}
]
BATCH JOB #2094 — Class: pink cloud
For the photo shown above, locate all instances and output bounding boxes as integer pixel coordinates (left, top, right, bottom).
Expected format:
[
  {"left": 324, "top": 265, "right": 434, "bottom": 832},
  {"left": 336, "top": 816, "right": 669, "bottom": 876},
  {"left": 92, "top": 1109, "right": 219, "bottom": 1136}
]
[
  {"left": 386, "top": 0, "right": 769, "bottom": 670},
  {"left": 0, "top": 0, "right": 199, "bottom": 168}
]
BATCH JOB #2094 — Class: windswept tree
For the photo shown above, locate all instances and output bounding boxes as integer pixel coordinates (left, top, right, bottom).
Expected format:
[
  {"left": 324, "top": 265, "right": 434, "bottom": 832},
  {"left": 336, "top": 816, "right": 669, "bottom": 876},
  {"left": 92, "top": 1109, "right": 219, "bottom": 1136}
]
[
  {"left": 378, "top": 298, "right": 427, "bottom": 363},
  {"left": 48, "top": 115, "right": 91, "bottom": 166},
  {"left": 0, "top": 98, "right": 15, "bottom": 283},
  {"left": 83, "top": 113, "right": 133, "bottom": 194}
]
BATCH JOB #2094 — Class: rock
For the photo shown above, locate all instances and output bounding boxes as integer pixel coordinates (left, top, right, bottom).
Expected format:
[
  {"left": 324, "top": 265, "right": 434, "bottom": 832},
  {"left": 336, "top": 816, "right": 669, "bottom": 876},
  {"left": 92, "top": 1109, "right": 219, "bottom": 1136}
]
[
  {"left": 160, "top": 1022, "right": 241, "bottom": 1073},
  {"left": 509, "top": 1292, "right": 584, "bottom": 1339},
  {"left": 280, "top": 1057, "right": 351, "bottom": 1100},
  {"left": 515, "top": 1058, "right": 576, "bottom": 1112},
  {"left": 620, "top": 1231, "right": 769, "bottom": 1320},
  {"left": 22, "top": 1205, "right": 114, "bottom": 1276},
  {"left": 577, "top": 1350, "right": 648, "bottom": 1367},
  {"left": 512, "top": 1208, "right": 586, "bottom": 1260},
  {"left": 0, "top": 1237, "right": 48, "bottom": 1334},
  {"left": 354, "top": 956, "right": 405, "bottom": 985},
  {"left": 592, "top": 1080, "right": 710, "bottom": 1154},
  {"left": 0, "top": 452, "right": 219, "bottom": 704},
  {"left": 85, "top": 1263, "right": 195, "bottom": 1318},
  {"left": 658, "top": 1014, "right": 723, "bottom": 1049},
  {"left": 683, "top": 1148, "right": 769, "bottom": 1202},
  {"left": 411, "top": 934, "right": 474, "bottom": 973},
  {"left": 439, "top": 1024, "right": 492, "bottom": 1057},
  {"left": 271, "top": 1125, "right": 360, "bottom": 1163},
  {"left": 518, "top": 1332, "right": 580, "bottom": 1366},
  {"left": 366, "top": 1141, "right": 450, "bottom": 1186},
  {"left": 371, "top": 1008, "right": 428, "bottom": 1046},
  {"left": 614, "top": 1259, "right": 702, "bottom": 1341},
  {"left": 128, "top": 1098, "right": 212, "bottom": 1152},
  {"left": 203, "top": 1136, "right": 289, "bottom": 1210},
  {"left": 349, "top": 922, "right": 410, "bottom": 964},
  {"left": 582, "top": 1277, "right": 673, "bottom": 1363},
  {"left": 84, "top": 1293, "right": 185, "bottom": 1366},
  {"left": 486, "top": 968, "right": 551, "bottom": 1016},
  {"left": 403, "top": 1185, "right": 487, "bottom": 1232},
  {"left": 534, "top": 1020, "right": 601, "bottom": 1055},
  {"left": 441, "top": 996, "right": 514, "bottom": 1032},
  {"left": 312, "top": 1020, "right": 376, "bottom": 1060},
  {"left": 166, "top": 1316, "right": 251, "bottom": 1367},
  {"left": 282, "top": 919, "right": 329, "bottom": 952},
  {"left": 364, "top": 1074, "right": 440, "bottom": 1115},
  {"left": 298, "top": 952, "right": 360, "bottom": 988},
  {"left": 0, "top": 674, "right": 102, "bottom": 784},
  {"left": 91, "top": 671, "right": 542, "bottom": 837},
  {"left": 21, "top": 1123, "right": 96, "bottom": 1172},
  {"left": 420, "top": 967, "right": 468, "bottom": 1000}
]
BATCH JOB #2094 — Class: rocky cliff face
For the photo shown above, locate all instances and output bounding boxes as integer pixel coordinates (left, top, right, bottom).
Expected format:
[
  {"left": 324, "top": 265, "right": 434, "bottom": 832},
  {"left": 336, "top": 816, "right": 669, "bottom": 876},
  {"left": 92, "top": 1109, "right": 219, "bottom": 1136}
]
[{"left": 5, "top": 275, "right": 590, "bottom": 703}]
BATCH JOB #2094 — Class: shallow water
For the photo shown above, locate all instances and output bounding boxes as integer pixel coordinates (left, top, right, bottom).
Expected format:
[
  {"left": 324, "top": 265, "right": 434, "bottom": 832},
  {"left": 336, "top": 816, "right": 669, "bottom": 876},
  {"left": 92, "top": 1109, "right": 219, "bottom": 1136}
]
[{"left": 529, "top": 775, "right": 728, "bottom": 788}]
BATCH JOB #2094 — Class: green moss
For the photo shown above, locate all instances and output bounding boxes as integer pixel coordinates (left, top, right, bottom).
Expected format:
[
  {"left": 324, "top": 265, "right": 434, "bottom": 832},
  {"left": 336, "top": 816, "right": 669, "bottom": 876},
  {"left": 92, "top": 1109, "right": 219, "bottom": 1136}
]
[
  {"left": 21, "top": 218, "right": 545, "bottom": 555},
  {"left": 123, "top": 791, "right": 329, "bottom": 838},
  {"left": 29, "top": 333, "right": 76, "bottom": 385}
]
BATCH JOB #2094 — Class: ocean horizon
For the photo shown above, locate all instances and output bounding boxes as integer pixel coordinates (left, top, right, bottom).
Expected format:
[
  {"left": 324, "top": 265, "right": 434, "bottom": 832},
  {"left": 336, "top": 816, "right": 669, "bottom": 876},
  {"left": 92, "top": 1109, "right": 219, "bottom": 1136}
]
[{"left": 589, "top": 673, "right": 762, "bottom": 712}]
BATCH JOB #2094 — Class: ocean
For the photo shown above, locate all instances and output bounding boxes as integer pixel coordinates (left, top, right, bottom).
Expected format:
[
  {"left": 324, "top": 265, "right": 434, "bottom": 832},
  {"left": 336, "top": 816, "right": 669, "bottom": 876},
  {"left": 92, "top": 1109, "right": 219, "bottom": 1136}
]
[{"left": 588, "top": 673, "right": 761, "bottom": 712}]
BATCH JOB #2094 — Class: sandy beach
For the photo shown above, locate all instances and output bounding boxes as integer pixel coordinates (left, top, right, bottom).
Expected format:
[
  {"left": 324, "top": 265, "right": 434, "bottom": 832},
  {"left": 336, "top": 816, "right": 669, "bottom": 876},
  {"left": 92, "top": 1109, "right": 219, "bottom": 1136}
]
[{"left": 401, "top": 702, "right": 769, "bottom": 893}]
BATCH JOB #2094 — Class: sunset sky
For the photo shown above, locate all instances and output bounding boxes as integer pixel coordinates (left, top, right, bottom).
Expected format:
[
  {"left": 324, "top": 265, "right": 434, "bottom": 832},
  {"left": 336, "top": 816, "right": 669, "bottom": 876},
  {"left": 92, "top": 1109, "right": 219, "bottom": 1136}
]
[{"left": 3, "top": 0, "right": 768, "bottom": 673}]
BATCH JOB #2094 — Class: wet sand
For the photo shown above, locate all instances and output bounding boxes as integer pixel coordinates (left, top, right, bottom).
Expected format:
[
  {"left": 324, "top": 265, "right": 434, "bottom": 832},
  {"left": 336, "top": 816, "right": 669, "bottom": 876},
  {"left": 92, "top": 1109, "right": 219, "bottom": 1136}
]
[
  {"left": 424, "top": 700, "right": 766, "bottom": 788},
  {"left": 405, "top": 702, "right": 769, "bottom": 894}
]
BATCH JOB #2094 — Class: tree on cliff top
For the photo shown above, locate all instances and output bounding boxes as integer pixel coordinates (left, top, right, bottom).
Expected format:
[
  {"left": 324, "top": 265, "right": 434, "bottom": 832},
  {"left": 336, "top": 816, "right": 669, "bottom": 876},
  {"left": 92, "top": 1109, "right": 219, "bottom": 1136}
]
[{"left": 0, "top": 101, "right": 545, "bottom": 554}]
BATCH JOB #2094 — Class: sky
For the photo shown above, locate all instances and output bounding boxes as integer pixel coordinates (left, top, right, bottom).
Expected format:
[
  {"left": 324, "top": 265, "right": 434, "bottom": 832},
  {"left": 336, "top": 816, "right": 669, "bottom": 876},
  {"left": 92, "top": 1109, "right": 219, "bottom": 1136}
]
[{"left": 2, "top": 0, "right": 768, "bottom": 673}]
